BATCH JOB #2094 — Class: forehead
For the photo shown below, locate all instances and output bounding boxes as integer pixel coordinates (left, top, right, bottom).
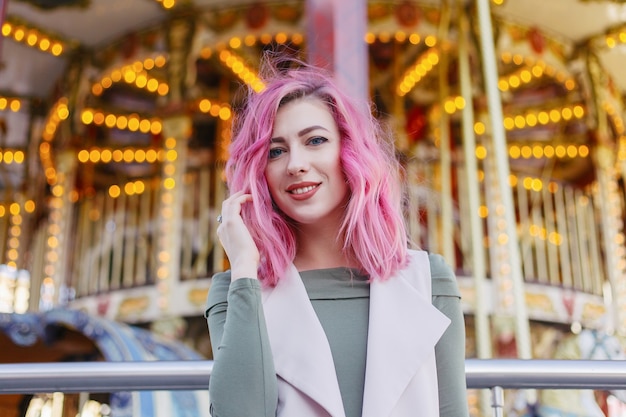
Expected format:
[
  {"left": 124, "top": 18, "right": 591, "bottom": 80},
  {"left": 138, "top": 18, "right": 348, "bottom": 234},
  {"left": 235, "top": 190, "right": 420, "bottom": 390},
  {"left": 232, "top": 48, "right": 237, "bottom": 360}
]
[{"left": 273, "top": 98, "right": 337, "bottom": 131}]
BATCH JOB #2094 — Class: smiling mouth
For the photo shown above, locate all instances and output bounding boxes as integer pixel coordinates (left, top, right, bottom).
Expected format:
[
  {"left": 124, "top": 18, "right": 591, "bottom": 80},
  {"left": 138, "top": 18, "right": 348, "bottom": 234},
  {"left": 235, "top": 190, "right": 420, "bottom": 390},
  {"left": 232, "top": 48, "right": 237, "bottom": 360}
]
[{"left": 288, "top": 184, "right": 319, "bottom": 195}]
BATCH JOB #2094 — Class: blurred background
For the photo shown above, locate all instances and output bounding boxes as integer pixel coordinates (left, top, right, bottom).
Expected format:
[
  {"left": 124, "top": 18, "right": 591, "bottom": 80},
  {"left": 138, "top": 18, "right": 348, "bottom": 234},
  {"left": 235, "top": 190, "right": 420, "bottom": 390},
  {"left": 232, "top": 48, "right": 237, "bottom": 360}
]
[{"left": 2, "top": 0, "right": 626, "bottom": 416}]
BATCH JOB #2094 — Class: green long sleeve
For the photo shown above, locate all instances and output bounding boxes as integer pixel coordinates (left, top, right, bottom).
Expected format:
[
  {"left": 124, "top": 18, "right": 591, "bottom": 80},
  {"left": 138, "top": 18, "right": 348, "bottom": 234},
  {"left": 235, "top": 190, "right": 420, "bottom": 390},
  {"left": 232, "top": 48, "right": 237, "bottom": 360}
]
[
  {"left": 430, "top": 254, "right": 471, "bottom": 417},
  {"left": 205, "top": 275, "right": 277, "bottom": 417}
]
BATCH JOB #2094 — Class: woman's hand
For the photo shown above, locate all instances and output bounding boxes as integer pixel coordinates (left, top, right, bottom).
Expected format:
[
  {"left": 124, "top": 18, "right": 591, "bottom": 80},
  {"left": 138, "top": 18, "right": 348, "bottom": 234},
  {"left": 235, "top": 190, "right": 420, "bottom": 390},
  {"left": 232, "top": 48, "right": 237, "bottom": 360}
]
[{"left": 216, "top": 190, "right": 260, "bottom": 280}]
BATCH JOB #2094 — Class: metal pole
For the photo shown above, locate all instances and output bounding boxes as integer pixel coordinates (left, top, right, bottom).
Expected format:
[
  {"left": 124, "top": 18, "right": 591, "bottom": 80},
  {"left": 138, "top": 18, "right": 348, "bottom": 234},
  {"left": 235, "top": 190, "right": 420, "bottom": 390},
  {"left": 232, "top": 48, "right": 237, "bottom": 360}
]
[
  {"left": 3, "top": 359, "right": 626, "bottom": 394},
  {"left": 490, "top": 386, "right": 504, "bottom": 417}
]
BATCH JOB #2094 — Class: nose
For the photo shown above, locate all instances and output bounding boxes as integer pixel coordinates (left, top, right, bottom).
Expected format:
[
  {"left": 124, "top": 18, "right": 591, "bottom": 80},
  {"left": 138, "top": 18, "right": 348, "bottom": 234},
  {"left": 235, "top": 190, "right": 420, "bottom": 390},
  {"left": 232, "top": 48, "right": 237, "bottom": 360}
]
[{"left": 287, "top": 148, "right": 309, "bottom": 175}]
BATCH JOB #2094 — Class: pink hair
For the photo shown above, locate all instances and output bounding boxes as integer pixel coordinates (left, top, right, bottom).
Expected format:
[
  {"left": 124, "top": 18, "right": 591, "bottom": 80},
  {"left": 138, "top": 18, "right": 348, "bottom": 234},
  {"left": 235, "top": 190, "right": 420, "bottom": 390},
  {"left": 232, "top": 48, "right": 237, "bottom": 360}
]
[{"left": 226, "top": 60, "right": 409, "bottom": 286}]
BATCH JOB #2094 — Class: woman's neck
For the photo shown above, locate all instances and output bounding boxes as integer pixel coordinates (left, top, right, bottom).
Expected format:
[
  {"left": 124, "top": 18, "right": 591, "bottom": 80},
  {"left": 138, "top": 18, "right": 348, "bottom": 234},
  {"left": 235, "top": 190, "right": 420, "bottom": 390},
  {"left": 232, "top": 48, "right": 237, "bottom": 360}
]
[{"left": 293, "top": 223, "right": 358, "bottom": 271}]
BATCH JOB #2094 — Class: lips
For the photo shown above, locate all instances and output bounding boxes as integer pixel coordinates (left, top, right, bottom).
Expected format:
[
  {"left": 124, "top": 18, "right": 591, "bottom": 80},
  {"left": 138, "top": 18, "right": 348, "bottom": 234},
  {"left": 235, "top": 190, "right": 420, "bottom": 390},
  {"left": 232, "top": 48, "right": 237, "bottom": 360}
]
[{"left": 286, "top": 182, "right": 320, "bottom": 199}]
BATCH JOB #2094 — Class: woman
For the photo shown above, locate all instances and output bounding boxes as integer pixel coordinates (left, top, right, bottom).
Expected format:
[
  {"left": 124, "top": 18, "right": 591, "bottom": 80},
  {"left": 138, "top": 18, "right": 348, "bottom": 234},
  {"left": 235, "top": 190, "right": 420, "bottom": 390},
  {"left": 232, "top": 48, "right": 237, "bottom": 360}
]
[{"left": 205, "top": 58, "right": 469, "bottom": 417}]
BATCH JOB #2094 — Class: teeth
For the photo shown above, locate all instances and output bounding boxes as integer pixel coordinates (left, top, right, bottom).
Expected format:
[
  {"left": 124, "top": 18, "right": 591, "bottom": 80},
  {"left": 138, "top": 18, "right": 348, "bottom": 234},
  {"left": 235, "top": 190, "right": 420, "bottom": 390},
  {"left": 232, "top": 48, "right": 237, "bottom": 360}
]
[{"left": 291, "top": 185, "right": 316, "bottom": 194}]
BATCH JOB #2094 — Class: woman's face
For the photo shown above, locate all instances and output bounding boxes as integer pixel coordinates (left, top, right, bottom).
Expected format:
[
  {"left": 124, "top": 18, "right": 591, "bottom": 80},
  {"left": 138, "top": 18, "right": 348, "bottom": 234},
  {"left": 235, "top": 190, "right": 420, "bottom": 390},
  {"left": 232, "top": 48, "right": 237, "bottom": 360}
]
[{"left": 265, "top": 97, "right": 349, "bottom": 227}]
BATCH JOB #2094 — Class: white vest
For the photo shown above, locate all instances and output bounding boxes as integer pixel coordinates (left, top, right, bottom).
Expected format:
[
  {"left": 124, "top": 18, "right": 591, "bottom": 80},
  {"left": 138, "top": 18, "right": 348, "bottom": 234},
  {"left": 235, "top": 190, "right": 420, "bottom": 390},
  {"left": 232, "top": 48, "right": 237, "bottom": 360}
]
[{"left": 261, "top": 250, "right": 450, "bottom": 417}]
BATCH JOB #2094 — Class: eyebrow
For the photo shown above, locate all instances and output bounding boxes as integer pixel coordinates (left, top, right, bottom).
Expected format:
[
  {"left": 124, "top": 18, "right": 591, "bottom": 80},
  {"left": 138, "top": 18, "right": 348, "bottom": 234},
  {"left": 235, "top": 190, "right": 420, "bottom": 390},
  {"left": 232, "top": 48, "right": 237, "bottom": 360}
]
[{"left": 270, "top": 125, "right": 330, "bottom": 143}]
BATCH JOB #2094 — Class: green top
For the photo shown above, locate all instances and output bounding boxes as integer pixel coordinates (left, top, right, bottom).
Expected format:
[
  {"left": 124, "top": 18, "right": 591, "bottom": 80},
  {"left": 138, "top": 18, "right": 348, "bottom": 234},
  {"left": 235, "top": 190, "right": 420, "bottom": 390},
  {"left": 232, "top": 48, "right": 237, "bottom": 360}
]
[{"left": 205, "top": 253, "right": 469, "bottom": 417}]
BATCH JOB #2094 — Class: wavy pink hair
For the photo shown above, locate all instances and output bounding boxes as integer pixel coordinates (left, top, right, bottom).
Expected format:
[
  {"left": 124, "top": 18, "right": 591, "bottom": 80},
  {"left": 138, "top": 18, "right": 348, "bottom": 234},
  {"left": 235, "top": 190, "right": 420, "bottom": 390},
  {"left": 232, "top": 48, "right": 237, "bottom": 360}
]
[{"left": 226, "top": 60, "right": 409, "bottom": 286}]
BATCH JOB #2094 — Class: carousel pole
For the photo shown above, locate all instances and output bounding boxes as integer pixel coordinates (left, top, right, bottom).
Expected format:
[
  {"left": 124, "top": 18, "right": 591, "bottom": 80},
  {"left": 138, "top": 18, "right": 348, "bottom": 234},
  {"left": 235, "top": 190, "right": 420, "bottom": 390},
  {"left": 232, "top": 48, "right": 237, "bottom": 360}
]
[
  {"left": 458, "top": 4, "right": 492, "bottom": 414},
  {"left": 475, "top": 0, "right": 533, "bottom": 364},
  {"left": 586, "top": 51, "right": 626, "bottom": 335},
  {"left": 305, "top": 0, "right": 368, "bottom": 103},
  {"left": 437, "top": 0, "right": 455, "bottom": 265}
]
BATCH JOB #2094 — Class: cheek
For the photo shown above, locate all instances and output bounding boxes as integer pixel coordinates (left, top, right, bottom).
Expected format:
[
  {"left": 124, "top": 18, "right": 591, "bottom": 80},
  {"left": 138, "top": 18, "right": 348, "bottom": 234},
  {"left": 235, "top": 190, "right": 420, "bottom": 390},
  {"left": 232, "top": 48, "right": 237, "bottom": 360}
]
[{"left": 264, "top": 167, "right": 280, "bottom": 198}]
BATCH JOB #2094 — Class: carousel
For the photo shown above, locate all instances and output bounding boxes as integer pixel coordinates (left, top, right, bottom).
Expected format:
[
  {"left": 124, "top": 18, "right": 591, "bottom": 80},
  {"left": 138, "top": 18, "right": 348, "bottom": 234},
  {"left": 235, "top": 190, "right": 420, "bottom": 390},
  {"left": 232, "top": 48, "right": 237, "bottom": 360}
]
[{"left": 1, "top": 0, "right": 626, "bottom": 416}]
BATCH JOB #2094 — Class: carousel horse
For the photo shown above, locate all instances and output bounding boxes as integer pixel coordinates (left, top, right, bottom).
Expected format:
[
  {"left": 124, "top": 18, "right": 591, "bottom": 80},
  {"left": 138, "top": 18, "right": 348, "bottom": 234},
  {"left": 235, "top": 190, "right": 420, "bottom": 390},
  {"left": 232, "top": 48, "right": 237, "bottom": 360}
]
[{"left": 536, "top": 328, "right": 626, "bottom": 417}]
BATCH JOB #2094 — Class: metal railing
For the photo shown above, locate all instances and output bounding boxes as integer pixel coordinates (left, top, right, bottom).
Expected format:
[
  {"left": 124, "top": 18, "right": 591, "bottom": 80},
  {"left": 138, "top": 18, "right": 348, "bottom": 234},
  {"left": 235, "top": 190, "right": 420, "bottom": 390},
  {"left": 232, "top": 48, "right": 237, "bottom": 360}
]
[{"left": 2, "top": 359, "right": 626, "bottom": 414}]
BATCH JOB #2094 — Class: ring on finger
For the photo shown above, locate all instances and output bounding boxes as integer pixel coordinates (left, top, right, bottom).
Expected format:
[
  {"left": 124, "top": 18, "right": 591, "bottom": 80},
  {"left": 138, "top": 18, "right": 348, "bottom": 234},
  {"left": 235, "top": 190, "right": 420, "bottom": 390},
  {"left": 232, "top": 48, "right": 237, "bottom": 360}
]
[{"left": 216, "top": 214, "right": 223, "bottom": 223}]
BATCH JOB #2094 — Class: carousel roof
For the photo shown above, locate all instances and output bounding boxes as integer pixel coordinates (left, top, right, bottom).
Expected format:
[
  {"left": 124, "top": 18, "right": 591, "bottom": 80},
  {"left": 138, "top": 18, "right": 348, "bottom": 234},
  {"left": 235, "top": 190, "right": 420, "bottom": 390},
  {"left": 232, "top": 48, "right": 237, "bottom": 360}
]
[{"left": 4, "top": 0, "right": 626, "bottom": 97}]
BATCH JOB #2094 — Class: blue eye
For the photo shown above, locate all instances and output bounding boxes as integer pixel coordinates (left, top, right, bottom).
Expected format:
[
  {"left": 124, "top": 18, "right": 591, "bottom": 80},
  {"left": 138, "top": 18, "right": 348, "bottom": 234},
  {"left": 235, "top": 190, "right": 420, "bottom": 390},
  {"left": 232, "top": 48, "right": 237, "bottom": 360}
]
[
  {"left": 269, "top": 148, "right": 284, "bottom": 159},
  {"left": 308, "top": 136, "right": 327, "bottom": 145}
]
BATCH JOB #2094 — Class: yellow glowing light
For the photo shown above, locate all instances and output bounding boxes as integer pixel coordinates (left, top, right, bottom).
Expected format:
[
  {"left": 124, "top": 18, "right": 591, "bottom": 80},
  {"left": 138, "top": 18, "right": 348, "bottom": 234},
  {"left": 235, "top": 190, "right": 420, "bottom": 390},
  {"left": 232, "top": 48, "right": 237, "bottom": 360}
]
[
  {"left": 549, "top": 109, "right": 561, "bottom": 123},
  {"left": 166, "top": 150, "right": 178, "bottom": 161},
  {"left": 139, "top": 119, "right": 151, "bottom": 133},
  {"left": 101, "top": 149, "right": 112, "bottom": 163},
  {"left": 531, "top": 178, "right": 543, "bottom": 192},
  {"left": 157, "top": 83, "right": 169, "bottom": 96},
  {"left": 14, "top": 28, "right": 25, "bottom": 41},
  {"left": 229, "top": 37, "right": 242, "bottom": 49},
  {"left": 292, "top": 33, "right": 304, "bottom": 45},
  {"left": 105, "top": 114, "right": 116, "bottom": 128},
  {"left": 128, "top": 117, "right": 140, "bottom": 131},
  {"left": 109, "top": 185, "right": 121, "bottom": 198},
  {"left": 475, "top": 145, "right": 487, "bottom": 160},
  {"left": 112, "top": 149, "right": 124, "bottom": 162},
  {"left": 567, "top": 145, "right": 578, "bottom": 158},
  {"left": 538, "top": 112, "right": 550, "bottom": 125},
  {"left": 78, "top": 150, "right": 90, "bottom": 163},
  {"left": 409, "top": 33, "right": 421, "bottom": 44},
  {"left": 135, "top": 149, "right": 146, "bottom": 163},
  {"left": 123, "top": 149, "right": 135, "bottom": 163},
  {"left": 146, "top": 149, "right": 158, "bottom": 162},
  {"left": 579, "top": 145, "right": 589, "bottom": 157},
  {"left": 244, "top": 35, "right": 256, "bottom": 46},
  {"left": 275, "top": 33, "right": 288, "bottom": 44},
  {"left": 51, "top": 43, "right": 63, "bottom": 56},
  {"left": 219, "top": 107, "right": 232, "bottom": 120},
  {"left": 509, "top": 145, "right": 521, "bottom": 159},
  {"left": 163, "top": 178, "right": 176, "bottom": 189},
  {"left": 81, "top": 110, "right": 94, "bottom": 125},
  {"left": 425, "top": 35, "right": 437, "bottom": 47},
  {"left": 153, "top": 55, "right": 166, "bottom": 68},
  {"left": 24, "top": 200, "right": 35, "bottom": 213},
  {"left": 199, "top": 99, "right": 211, "bottom": 113},
  {"left": 116, "top": 116, "right": 128, "bottom": 130},
  {"left": 573, "top": 105, "right": 585, "bottom": 118},
  {"left": 135, "top": 181, "right": 145, "bottom": 194},
  {"left": 150, "top": 120, "right": 162, "bottom": 135},
  {"left": 89, "top": 149, "right": 100, "bottom": 163}
]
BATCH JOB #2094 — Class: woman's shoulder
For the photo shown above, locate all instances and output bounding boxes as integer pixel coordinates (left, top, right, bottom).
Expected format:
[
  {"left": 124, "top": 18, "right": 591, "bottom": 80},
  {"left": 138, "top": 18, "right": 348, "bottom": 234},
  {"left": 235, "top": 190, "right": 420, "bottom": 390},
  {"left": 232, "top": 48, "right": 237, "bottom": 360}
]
[{"left": 409, "top": 250, "right": 461, "bottom": 298}]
